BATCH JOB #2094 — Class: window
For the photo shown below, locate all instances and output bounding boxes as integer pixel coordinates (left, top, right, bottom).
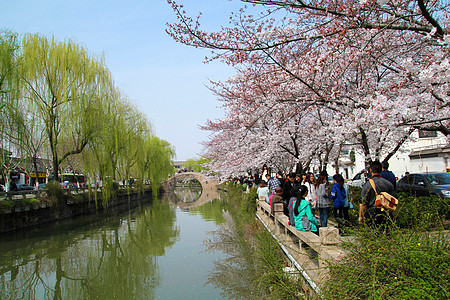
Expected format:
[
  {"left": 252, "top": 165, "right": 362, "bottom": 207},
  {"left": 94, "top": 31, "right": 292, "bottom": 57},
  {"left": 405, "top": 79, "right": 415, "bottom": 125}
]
[
  {"left": 412, "top": 175, "right": 427, "bottom": 186},
  {"left": 425, "top": 173, "right": 450, "bottom": 185},
  {"left": 418, "top": 130, "right": 437, "bottom": 138}
]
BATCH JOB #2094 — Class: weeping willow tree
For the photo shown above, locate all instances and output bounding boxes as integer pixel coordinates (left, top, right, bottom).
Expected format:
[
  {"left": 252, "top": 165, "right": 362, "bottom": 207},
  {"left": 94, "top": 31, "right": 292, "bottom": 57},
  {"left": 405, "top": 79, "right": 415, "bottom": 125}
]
[
  {"left": 19, "top": 33, "right": 109, "bottom": 181},
  {"left": 184, "top": 157, "right": 212, "bottom": 173},
  {"left": 0, "top": 30, "right": 23, "bottom": 190},
  {"left": 83, "top": 86, "right": 147, "bottom": 184},
  {"left": 1, "top": 32, "right": 176, "bottom": 200},
  {"left": 116, "top": 102, "right": 150, "bottom": 183},
  {"left": 84, "top": 85, "right": 175, "bottom": 195},
  {"left": 138, "top": 135, "right": 176, "bottom": 192}
]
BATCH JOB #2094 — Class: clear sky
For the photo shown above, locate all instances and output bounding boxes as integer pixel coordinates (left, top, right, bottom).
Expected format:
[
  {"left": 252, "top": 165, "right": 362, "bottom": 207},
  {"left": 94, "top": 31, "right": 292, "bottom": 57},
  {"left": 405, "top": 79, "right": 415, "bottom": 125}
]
[{"left": 1, "top": 0, "right": 243, "bottom": 161}]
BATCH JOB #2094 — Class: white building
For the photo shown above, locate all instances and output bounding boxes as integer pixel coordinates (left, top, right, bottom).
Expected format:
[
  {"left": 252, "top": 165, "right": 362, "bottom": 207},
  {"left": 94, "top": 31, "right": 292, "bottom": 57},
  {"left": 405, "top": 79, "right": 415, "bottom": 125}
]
[
  {"left": 326, "top": 130, "right": 450, "bottom": 180},
  {"left": 390, "top": 130, "right": 449, "bottom": 177}
]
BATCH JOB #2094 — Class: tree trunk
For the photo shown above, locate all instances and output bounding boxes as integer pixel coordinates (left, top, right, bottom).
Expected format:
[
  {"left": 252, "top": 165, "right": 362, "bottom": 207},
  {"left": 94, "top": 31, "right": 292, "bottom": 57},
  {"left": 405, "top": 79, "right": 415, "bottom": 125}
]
[{"left": 295, "top": 162, "right": 303, "bottom": 174}]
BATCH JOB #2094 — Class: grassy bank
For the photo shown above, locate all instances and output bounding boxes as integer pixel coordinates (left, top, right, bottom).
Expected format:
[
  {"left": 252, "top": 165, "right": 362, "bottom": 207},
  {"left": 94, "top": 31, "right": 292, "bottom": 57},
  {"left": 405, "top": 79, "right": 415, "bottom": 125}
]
[
  {"left": 221, "top": 183, "right": 449, "bottom": 299},
  {"left": 324, "top": 186, "right": 450, "bottom": 299},
  {"left": 219, "top": 183, "right": 305, "bottom": 299}
]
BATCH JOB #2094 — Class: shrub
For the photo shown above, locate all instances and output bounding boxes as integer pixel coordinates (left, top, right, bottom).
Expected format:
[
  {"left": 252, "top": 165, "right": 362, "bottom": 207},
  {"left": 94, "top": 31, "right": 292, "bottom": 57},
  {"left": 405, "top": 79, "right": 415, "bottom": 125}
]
[
  {"left": 323, "top": 226, "right": 450, "bottom": 300},
  {"left": 45, "top": 181, "right": 66, "bottom": 205},
  {"left": 254, "top": 228, "right": 304, "bottom": 299},
  {"left": 394, "top": 194, "right": 450, "bottom": 230},
  {"left": 240, "top": 187, "right": 257, "bottom": 217},
  {"left": 344, "top": 186, "right": 450, "bottom": 230},
  {"left": 0, "top": 200, "right": 13, "bottom": 212},
  {"left": 46, "top": 181, "right": 64, "bottom": 197}
]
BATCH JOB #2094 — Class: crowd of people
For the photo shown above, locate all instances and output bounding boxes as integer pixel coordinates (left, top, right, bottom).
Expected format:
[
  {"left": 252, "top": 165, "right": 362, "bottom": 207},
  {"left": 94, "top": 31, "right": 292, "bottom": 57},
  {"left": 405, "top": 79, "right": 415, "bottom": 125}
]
[{"left": 231, "top": 161, "right": 397, "bottom": 235}]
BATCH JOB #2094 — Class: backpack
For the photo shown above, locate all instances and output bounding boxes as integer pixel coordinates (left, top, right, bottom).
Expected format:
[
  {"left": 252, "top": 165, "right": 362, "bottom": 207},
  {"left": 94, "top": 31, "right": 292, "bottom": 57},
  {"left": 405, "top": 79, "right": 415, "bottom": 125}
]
[{"left": 369, "top": 179, "right": 398, "bottom": 212}]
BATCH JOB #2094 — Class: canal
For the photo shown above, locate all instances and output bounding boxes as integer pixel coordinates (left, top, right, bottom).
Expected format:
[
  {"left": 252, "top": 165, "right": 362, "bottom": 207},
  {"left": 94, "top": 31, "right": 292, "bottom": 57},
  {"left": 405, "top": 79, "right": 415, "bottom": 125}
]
[{"left": 0, "top": 188, "right": 235, "bottom": 299}]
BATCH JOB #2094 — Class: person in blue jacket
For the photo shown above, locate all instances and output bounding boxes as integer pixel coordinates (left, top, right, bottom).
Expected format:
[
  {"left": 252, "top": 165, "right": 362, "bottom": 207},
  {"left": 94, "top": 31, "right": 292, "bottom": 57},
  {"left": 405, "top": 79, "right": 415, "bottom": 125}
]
[
  {"left": 380, "top": 161, "right": 397, "bottom": 190},
  {"left": 330, "top": 174, "right": 346, "bottom": 224},
  {"left": 293, "top": 185, "right": 318, "bottom": 233}
]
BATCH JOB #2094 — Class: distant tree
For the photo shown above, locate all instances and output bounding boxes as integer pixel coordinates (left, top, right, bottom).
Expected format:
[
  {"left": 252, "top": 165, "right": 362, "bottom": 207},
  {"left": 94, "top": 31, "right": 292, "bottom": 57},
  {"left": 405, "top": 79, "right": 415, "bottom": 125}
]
[
  {"left": 184, "top": 157, "right": 211, "bottom": 173},
  {"left": 138, "top": 136, "right": 176, "bottom": 191}
]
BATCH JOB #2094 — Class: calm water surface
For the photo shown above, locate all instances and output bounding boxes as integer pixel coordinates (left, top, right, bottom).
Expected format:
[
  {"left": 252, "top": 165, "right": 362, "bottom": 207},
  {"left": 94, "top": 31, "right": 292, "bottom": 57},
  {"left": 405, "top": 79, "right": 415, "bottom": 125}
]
[{"left": 0, "top": 189, "right": 231, "bottom": 299}]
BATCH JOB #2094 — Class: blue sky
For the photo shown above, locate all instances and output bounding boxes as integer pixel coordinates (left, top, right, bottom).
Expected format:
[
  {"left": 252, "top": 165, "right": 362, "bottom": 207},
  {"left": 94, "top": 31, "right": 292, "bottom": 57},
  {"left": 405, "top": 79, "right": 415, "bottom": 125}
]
[{"left": 1, "top": 0, "right": 245, "bottom": 160}]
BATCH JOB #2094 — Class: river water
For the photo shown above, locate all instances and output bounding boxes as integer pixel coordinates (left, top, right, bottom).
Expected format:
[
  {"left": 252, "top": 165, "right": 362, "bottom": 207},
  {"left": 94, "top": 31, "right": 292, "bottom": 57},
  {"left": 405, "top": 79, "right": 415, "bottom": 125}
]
[{"left": 0, "top": 188, "right": 233, "bottom": 300}]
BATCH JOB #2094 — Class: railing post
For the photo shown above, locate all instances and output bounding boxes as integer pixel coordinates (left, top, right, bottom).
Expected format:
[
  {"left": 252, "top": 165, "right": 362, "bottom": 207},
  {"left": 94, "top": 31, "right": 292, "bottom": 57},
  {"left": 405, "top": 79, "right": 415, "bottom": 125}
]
[
  {"left": 319, "top": 227, "right": 340, "bottom": 245},
  {"left": 318, "top": 227, "right": 340, "bottom": 269},
  {"left": 258, "top": 195, "right": 266, "bottom": 215},
  {"left": 273, "top": 203, "right": 284, "bottom": 234}
]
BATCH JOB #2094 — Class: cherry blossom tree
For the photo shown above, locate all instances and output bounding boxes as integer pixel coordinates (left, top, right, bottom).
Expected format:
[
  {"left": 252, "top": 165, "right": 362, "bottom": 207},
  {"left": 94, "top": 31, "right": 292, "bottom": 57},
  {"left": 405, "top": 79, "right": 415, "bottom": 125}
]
[{"left": 167, "top": 0, "right": 449, "bottom": 177}]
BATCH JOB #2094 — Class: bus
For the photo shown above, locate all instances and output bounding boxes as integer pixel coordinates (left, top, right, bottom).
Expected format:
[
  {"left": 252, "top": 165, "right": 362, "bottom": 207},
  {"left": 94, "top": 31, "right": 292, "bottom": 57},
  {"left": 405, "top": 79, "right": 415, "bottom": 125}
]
[{"left": 59, "top": 173, "right": 86, "bottom": 188}]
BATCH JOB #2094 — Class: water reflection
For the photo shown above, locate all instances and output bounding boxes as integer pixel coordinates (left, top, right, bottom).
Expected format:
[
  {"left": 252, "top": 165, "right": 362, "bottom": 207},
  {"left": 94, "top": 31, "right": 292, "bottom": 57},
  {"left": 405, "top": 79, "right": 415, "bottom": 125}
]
[
  {"left": 174, "top": 186, "right": 202, "bottom": 203},
  {"left": 0, "top": 187, "right": 238, "bottom": 300},
  {"left": 205, "top": 212, "right": 264, "bottom": 299},
  {"left": 0, "top": 200, "right": 179, "bottom": 300},
  {"left": 190, "top": 200, "right": 228, "bottom": 225}
]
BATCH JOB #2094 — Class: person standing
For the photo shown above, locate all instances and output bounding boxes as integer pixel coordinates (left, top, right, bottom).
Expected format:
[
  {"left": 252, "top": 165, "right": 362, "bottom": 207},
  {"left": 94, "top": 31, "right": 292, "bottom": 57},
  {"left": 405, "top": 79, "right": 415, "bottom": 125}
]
[
  {"left": 257, "top": 181, "right": 270, "bottom": 204},
  {"left": 261, "top": 164, "right": 270, "bottom": 183},
  {"left": 342, "top": 180, "right": 351, "bottom": 224},
  {"left": 304, "top": 172, "right": 317, "bottom": 215},
  {"left": 380, "top": 161, "right": 396, "bottom": 190},
  {"left": 300, "top": 173, "right": 307, "bottom": 185},
  {"left": 276, "top": 171, "right": 284, "bottom": 187},
  {"left": 361, "top": 170, "right": 368, "bottom": 185},
  {"left": 283, "top": 173, "right": 299, "bottom": 202},
  {"left": 266, "top": 173, "right": 280, "bottom": 193},
  {"left": 330, "top": 174, "right": 346, "bottom": 224},
  {"left": 359, "top": 160, "right": 396, "bottom": 229},
  {"left": 315, "top": 172, "right": 330, "bottom": 227},
  {"left": 283, "top": 173, "right": 299, "bottom": 217},
  {"left": 9, "top": 178, "right": 17, "bottom": 191}
]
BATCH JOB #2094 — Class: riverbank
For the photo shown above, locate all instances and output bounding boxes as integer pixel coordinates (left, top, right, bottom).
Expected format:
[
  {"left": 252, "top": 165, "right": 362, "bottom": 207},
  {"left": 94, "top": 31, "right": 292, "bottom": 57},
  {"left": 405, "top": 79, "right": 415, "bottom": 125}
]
[
  {"left": 223, "top": 183, "right": 449, "bottom": 299},
  {"left": 0, "top": 184, "right": 154, "bottom": 233},
  {"left": 216, "top": 183, "right": 307, "bottom": 299}
]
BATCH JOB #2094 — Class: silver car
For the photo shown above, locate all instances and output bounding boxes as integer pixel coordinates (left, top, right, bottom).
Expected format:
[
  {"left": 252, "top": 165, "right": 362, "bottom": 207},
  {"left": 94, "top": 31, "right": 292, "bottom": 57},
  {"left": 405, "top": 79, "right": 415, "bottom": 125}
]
[{"left": 348, "top": 172, "right": 363, "bottom": 187}]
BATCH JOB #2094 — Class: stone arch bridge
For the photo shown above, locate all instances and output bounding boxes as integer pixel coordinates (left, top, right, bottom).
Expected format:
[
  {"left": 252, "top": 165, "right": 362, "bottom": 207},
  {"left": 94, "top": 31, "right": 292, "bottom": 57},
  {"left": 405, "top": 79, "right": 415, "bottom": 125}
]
[{"left": 160, "top": 172, "right": 219, "bottom": 209}]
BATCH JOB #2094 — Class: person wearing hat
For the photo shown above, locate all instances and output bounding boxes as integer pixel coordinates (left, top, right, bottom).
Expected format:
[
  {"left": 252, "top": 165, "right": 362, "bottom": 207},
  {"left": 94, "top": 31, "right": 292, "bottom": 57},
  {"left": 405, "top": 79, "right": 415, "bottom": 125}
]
[{"left": 270, "top": 187, "right": 284, "bottom": 215}]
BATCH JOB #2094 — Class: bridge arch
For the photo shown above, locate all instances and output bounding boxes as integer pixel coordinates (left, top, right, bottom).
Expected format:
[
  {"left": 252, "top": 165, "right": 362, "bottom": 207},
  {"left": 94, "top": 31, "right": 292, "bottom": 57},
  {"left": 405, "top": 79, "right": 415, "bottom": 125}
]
[{"left": 161, "top": 172, "right": 219, "bottom": 209}]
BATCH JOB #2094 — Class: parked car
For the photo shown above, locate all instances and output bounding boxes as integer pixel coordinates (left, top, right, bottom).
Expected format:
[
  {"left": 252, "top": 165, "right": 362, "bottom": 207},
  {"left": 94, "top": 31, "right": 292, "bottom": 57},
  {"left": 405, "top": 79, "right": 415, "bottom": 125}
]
[
  {"left": 397, "top": 172, "right": 450, "bottom": 198},
  {"left": 38, "top": 183, "right": 47, "bottom": 190},
  {"left": 348, "top": 172, "right": 364, "bottom": 187},
  {"left": 16, "top": 183, "right": 34, "bottom": 191}
]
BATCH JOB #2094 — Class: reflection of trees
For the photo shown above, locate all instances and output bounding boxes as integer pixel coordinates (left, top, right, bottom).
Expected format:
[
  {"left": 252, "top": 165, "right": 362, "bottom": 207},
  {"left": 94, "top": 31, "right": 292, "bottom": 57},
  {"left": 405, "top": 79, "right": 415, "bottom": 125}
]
[
  {"left": 205, "top": 212, "right": 265, "bottom": 300},
  {"left": 190, "top": 199, "right": 228, "bottom": 225},
  {"left": 173, "top": 187, "right": 202, "bottom": 203},
  {"left": 0, "top": 201, "right": 179, "bottom": 299}
]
